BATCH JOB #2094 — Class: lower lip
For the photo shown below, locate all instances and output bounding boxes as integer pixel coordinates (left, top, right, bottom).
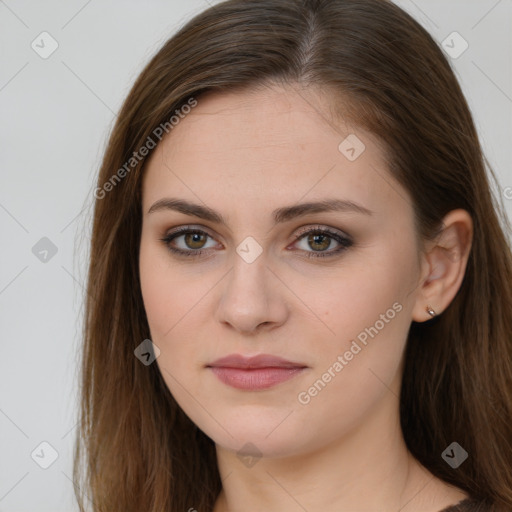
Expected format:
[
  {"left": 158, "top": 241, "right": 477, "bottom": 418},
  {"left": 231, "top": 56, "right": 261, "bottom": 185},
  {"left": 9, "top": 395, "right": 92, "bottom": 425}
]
[{"left": 209, "top": 366, "right": 306, "bottom": 390}]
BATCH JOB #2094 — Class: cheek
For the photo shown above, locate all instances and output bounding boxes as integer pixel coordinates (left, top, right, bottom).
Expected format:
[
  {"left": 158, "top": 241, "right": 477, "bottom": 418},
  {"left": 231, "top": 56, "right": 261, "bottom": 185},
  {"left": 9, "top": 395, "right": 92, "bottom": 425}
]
[
  {"left": 139, "top": 240, "right": 213, "bottom": 397},
  {"left": 292, "top": 247, "right": 416, "bottom": 343},
  {"left": 139, "top": 239, "right": 202, "bottom": 340},
  {"left": 293, "top": 290, "right": 411, "bottom": 447},
  {"left": 139, "top": 244, "right": 170, "bottom": 336},
  {"left": 292, "top": 244, "right": 417, "bottom": 398}
]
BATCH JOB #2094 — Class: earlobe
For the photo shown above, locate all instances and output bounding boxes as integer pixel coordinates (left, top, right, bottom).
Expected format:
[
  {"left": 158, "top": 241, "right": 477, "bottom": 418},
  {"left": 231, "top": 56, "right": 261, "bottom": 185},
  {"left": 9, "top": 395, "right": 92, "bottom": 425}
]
[{"left": 412, "top": 209, "right": 473, "bottom": 323}]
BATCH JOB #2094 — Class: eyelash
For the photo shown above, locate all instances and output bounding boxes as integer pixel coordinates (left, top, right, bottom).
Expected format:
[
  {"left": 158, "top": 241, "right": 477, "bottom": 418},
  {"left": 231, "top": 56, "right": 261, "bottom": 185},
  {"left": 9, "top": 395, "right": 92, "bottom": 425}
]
[{"left": 159, "top": 225, "right": 353, "bottom": 260}]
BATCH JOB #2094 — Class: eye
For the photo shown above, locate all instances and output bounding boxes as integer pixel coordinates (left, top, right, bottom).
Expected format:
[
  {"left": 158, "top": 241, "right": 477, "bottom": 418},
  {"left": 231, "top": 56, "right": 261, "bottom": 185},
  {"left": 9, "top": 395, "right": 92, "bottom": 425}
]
[
  {"left": 160, "top": 226, "right": 218, "bottom": 257},
  {"left": 160, "top": 225, "right": 353, "bottom": 259},
  {"left": 290, "top": 225, "right": 353, "bottom": 259}
]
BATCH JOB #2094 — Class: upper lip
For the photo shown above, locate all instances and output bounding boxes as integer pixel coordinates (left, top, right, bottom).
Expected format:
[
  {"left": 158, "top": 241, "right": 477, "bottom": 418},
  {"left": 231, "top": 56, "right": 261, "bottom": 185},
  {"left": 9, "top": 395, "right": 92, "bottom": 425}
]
[{"left": 207, "top": 354, "right": 307, "bottom": 369}]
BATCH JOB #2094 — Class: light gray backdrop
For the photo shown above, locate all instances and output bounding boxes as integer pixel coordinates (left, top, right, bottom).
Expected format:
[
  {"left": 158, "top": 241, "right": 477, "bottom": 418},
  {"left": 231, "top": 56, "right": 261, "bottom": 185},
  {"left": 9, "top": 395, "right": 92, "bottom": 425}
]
[{"left": 0, "top": 1, "right": 511, "bottom": 511}]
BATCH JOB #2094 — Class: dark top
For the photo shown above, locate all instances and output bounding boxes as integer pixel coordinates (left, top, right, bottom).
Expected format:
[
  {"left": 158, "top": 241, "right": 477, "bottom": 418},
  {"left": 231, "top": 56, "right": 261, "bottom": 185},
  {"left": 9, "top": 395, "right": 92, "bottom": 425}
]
[{"left": 439, "top": 498, "right": 491, "bottom": 511}]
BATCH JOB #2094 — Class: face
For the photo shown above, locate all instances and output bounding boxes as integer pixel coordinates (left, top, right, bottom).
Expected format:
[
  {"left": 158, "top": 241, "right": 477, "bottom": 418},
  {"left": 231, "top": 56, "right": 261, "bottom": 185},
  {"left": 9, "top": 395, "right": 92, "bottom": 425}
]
[{"left": 139, "top": 83, "right": 423, "bottom": 458}]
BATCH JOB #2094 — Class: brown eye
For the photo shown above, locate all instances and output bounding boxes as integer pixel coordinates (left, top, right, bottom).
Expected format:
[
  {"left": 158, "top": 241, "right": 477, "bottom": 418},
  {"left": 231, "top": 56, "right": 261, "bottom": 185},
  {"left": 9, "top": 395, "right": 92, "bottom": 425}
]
[
  {"left": 160, "top": 227, "right": 218, "bottom": 257},
  {"left": 292, "top": 227, "right": 353, "bottom": 259},
  {"left": 160, "top": 225, "right": 353, "bottom": 260}
]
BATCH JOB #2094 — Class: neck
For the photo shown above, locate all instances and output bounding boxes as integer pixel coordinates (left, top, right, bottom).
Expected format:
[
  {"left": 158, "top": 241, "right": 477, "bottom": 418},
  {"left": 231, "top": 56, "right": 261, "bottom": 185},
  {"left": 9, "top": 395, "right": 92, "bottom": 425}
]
[{"left": 212, "top": 388, "right": 466, "bottom": 512}]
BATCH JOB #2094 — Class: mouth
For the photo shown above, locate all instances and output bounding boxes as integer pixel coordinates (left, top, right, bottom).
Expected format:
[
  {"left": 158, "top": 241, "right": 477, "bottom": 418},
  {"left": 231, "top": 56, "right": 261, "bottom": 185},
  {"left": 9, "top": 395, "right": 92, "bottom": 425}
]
[{"left": 206, "top": 354, "right": 308, "bottom": 391}]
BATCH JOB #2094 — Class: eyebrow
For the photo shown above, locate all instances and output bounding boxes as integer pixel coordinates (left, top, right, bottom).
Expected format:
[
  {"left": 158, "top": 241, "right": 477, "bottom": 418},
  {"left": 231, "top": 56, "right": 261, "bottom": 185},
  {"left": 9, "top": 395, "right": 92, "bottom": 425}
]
[{"left": 147, "top": 197, "right": 373, "bottom": 225}]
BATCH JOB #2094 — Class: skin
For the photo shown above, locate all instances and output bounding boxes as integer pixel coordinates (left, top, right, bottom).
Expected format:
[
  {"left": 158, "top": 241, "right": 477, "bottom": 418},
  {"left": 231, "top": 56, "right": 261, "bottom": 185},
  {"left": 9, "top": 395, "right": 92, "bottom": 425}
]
[{"left": 139, "top": 82, "right": 473, "bottom": 512}]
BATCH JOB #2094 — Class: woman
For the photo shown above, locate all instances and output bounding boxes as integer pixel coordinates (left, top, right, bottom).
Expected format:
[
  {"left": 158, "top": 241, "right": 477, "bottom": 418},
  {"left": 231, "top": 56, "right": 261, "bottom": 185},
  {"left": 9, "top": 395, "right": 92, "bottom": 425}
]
[{"left": 74, "top": 0, "right": 512, "bottom": 511}]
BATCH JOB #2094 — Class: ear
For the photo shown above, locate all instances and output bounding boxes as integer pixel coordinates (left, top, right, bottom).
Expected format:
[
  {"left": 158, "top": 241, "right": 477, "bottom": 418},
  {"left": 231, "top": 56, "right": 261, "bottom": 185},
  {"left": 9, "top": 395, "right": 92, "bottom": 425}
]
[{"left": 412, "top": 209, "right": 473, "bottom": 322}]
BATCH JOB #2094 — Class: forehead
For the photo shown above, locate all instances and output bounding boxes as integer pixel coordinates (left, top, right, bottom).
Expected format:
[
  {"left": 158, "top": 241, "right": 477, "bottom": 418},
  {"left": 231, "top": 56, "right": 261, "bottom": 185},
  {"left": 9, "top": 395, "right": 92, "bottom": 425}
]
[
  {"left": 155, "top": 84, "right": 380, "bottom": 159},
  {"left": 141, "top": 85, "right": 406, "bottom": 221}
]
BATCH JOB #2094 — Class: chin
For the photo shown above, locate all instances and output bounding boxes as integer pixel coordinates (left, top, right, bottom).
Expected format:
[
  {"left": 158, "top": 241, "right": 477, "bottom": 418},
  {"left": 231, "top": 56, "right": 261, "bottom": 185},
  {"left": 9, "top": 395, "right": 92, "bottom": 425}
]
[{"left": 200, "top": 416, "right": 311, "bottom": 460}]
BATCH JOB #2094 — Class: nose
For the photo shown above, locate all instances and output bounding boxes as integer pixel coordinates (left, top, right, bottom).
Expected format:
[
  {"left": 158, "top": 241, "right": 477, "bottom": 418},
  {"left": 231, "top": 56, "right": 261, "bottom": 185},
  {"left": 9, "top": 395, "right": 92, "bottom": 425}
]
[{"left": 215, "top": 251, "right": 289, "bottom": 335}]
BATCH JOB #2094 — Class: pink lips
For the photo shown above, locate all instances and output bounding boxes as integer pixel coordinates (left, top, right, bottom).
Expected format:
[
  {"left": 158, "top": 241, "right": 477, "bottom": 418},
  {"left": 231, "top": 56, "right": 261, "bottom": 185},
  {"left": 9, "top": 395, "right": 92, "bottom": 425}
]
[{"left": 207, "top": 354, "right": 307, "bottom": 391}]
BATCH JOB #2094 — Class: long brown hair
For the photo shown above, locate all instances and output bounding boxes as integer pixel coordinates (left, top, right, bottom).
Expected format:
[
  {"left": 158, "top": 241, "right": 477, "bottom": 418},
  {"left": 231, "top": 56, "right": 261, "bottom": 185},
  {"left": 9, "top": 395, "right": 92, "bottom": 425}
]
[{"left": 73, "top": 0, "right": 512, "bottom": 510}]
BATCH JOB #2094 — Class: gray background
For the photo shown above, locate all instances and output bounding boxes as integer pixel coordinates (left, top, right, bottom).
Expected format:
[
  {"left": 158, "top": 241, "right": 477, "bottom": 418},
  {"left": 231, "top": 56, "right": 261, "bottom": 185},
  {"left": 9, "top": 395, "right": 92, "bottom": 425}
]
[{"left": 0, "top": 1, "right": 511, "bottom": 510}]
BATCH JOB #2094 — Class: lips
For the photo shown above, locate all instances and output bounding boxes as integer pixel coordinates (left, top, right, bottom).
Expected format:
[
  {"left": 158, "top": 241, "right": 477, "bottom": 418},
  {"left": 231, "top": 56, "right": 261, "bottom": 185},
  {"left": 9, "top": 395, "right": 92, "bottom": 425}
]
[
  {"left": 208, "top": 353, "right": 306, "bottom": 369},
  {"left": 207, "top": 354, "right": 308, "bottom": 390}
]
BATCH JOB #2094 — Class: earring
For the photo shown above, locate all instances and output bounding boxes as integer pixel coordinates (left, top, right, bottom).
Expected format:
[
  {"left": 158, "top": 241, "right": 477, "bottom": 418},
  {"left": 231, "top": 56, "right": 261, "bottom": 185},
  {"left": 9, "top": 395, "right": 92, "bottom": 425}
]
[{"left": 426, "top": 305, "right": 437, "bottom": 318}]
